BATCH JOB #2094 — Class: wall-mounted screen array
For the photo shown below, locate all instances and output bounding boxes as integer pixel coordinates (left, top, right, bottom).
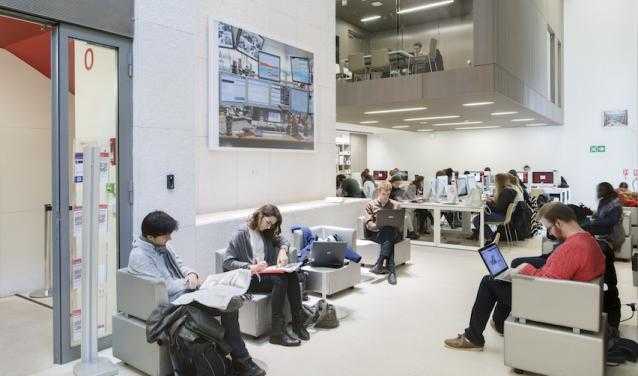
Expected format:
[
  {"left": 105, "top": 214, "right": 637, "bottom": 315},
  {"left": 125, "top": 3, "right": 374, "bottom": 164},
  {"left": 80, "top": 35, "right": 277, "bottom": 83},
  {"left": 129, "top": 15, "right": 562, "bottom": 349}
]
[{"left": 212, "top": 20, "right": 315, "bottom": 150}]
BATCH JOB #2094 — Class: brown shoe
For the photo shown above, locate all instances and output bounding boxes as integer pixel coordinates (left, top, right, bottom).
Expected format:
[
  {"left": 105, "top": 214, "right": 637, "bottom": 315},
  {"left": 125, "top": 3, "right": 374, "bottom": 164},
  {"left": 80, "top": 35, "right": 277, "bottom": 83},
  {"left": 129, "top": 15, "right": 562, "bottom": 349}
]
[{"left": 444, "top": 334, "right": 484, "bottom": 351}]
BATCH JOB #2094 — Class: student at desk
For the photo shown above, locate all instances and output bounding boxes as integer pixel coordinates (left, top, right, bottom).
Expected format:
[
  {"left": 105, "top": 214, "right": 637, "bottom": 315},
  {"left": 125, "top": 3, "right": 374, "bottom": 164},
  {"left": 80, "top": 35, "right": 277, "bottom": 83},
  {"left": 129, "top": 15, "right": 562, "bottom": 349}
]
[
  {"left": 468, "top": 173, "right": 517, "bottom": 243},
  {"left": 363, "top": 181, "right": 402, "bottom": 285},
  {"left": 222, "top": 204, "right": 309, "bottom": 347},
  {"left": 390, "top": 175, "right": 419, "bottom": 239},
  {"left": 407, "top": 175, "right": 432, "bottom": 234},
  {"left": 361, "top": 169, "right": 377, "bottom": 199}
]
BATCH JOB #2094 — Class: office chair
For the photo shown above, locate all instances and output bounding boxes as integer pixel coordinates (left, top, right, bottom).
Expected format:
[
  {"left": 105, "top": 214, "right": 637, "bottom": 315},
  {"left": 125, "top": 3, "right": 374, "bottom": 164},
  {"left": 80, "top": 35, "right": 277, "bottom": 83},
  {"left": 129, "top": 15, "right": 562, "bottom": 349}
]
[
  {"left": 348, "top": 53, "right": 367, "bottom": 81},
  {"left": 369, "top": 49, "right": 390, "bottom": 79}
]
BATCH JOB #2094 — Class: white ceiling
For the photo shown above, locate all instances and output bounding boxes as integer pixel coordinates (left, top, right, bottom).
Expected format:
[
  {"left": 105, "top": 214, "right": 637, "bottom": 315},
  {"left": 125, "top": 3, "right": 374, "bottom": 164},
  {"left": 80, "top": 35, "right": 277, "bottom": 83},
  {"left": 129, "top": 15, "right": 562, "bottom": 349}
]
[{"left": 336, "top": 92, "right": 560, "bottom": 132}]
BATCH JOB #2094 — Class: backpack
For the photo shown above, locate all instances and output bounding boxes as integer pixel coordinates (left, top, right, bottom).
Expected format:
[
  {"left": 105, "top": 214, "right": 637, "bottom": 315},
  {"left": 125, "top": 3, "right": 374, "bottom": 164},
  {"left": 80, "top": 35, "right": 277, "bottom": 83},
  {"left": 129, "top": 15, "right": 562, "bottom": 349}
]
[{"left": 170, "top": 333, "right": 230, "bottom": 376}]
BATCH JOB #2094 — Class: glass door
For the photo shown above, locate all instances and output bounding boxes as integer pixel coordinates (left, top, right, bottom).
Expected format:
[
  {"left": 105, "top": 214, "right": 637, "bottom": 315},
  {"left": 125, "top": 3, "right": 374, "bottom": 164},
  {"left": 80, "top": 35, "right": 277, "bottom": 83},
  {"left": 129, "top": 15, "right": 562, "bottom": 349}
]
[{"left": 53, "top": 24, "right": 132, "bottom": 364}]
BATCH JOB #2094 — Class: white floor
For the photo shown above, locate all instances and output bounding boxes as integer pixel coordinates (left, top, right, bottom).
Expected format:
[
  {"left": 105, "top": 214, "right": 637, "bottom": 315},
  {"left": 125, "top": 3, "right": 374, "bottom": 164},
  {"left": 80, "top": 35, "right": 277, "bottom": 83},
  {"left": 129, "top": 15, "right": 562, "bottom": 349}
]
[{"left": 26, "top": 240, "right": 638, "bottom": 376}]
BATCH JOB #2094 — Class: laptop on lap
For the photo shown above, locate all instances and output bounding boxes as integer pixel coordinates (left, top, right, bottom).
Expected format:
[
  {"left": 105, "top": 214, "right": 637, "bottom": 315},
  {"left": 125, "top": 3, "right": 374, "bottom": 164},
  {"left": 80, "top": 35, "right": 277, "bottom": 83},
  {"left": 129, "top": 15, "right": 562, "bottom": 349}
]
[
  {"left": 376, "top": 209, "right": 405, "bottom": 231},
  {"left": 478, "top": 243, "right": 514, "bottom": 282}
]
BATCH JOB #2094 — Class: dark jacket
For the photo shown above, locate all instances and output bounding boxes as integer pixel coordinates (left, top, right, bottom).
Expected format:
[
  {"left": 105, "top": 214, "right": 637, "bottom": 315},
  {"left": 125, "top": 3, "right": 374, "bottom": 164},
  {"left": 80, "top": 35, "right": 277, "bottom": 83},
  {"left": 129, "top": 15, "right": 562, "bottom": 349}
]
[
  {"left": 222, "top": 224, "right": 290, "bottom": 271},
  {"left": 592, "top": 197, "right": 623, "bottom": 230},
  {"left": 489, "top": 187, "right": 517, "bottom": 214},
  {"left": 341, "top": 178, "right": 364, "bottom": 198}
]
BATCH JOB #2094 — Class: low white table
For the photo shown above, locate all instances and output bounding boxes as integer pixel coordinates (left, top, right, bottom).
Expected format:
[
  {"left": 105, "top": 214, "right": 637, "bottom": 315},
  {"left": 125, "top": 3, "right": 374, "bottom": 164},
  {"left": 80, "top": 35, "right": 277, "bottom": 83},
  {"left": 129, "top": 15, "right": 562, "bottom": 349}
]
[{"left": 400, "top": 200, "right": 486, "bottom": 251}]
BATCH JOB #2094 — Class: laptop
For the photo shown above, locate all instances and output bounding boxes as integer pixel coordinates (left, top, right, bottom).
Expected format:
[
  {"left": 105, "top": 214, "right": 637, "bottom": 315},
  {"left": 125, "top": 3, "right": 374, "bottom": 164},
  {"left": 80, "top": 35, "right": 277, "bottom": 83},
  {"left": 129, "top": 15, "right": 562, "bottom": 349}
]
[
  {"left": 478, "top": 243, "right": 514, "bottom": 282},
  {"left": 310, "top": 241, "right": 347, "bottom": 268},
  {"left": 376, "top": 209, "right": 405, "bottom": 231}
]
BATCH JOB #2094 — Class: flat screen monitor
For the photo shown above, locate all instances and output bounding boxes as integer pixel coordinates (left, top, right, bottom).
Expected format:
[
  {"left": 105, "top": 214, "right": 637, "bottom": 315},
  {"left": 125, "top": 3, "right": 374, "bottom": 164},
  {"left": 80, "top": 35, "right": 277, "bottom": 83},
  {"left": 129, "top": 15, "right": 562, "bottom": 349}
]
[
  {"left": 247, "top": 79, "right": 270, "bottom": 105},
  {"left": 267, "top": 111, "right": 282, "bottom": 123},
  {"left": 517, "top": 171, "right": 529, "bottom": 184},
  {"left": 436, "top": 175, "right": 448, "bottom": 199},
  {"left": 220, "top": 73, "right": 247, "bottom": 103},
  {"left": 236, "top": 29, "right": 264, "bottom": 60},
  {"left": 532, "top": 171, "right": 554, "bottom": 184},
  {"left": 373, "top": 170, "right": 388, "bottom": 180},
  {"left": 270, "top": 85, "right": 282, "bottom": 105},
  {"left": 291, "top": 56, "right": 312, "bottom": 84},
  {"left": 457, "top": 176, "right": 468, "bottom": 196},
  {"left": 258, "top": 51, "right": 280, "bottom": 82},
  {"left": 466, "top": 174, "right": 477, "bottom": 192},
  {"left": 290, "top": 88, "right": 309, "bottom": 113}
]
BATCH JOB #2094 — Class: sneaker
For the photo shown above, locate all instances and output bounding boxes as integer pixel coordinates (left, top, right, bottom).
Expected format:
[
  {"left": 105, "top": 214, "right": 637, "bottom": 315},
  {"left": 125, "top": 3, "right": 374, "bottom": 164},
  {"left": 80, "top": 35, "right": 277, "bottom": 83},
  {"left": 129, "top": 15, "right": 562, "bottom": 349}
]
[
  {"left": 387, "top": 272, "right": 397, "bottom": 285},
  {"left": 490, "top": 320, "right": 503, "bottom": 337},
  {"left": 444, "top": 334, "right": 484, "bottom": 351}
]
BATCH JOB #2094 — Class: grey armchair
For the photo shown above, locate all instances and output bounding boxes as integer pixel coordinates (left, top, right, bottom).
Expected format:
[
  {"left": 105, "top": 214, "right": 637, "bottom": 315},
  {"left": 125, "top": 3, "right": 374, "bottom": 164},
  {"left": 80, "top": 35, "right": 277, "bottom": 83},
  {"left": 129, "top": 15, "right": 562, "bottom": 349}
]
[
  {"left": 291, "top": 225, "right": 361, "bottom": 298},
  {"left": 112, "top": 269, "right": 173, "bottom": 376},
  {"left": 356, "top": 217, "right": 411, "bottom": 266},
  {"left": 504, "top": 274, "right": 605, "bottom": 376}
]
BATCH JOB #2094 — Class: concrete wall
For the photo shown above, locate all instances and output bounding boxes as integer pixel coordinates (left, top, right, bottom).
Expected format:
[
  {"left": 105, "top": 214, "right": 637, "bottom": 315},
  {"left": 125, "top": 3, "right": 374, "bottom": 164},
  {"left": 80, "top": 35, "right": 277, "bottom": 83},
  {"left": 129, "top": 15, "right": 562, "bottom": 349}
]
[
  {"left": 133, "top": 0, "right": 336, "bottom": 254},
  {"left": 366, "top": 0, "right": 638, "bottom": 208},
  {"left": 0, "top": 50, "right": 51, "bottom": 296},
  {"left": 336, "top": 18, "right": 369, "bottom": 61}
]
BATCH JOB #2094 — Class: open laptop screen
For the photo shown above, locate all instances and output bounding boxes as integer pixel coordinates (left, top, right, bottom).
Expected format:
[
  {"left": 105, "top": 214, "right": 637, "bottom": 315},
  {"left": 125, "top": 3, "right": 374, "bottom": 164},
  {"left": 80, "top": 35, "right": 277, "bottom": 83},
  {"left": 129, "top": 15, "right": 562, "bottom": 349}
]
[{"left": 479, "top": 243, "right": 508, "bottom": 276}]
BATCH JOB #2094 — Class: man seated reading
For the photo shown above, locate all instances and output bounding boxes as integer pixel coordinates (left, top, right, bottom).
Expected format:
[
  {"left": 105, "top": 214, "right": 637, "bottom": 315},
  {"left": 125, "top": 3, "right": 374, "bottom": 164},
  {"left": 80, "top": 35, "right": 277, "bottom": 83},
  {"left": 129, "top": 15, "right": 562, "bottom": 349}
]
[{"left": 128, "top": 211, "right": 266, "bottom": 376}]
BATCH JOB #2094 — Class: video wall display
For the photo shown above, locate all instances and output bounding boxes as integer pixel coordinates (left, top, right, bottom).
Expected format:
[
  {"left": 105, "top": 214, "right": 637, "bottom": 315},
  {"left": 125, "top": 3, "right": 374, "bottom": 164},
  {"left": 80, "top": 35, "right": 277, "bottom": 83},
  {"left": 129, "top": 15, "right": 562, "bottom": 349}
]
[{"left": 210, "top": 20, "right": 315, "bottom": 150}]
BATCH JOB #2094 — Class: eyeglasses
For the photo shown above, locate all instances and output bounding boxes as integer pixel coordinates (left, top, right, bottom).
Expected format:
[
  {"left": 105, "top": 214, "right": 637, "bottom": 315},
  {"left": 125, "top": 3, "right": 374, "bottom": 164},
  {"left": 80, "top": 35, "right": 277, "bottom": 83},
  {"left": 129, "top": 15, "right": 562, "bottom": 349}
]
[{"left": 261, "top": 216, "right": 276, "bottom": 228}]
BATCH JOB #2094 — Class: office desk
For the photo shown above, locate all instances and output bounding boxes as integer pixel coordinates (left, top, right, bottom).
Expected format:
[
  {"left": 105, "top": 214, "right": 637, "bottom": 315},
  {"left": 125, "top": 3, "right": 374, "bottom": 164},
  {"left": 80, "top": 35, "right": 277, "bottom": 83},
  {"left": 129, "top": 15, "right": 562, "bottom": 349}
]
[
  {"left": 400, "top": 201, "right": 486, "bottom": 251},
  {"left": 346, "top": 50, "right": 412, "bottom": 69}
]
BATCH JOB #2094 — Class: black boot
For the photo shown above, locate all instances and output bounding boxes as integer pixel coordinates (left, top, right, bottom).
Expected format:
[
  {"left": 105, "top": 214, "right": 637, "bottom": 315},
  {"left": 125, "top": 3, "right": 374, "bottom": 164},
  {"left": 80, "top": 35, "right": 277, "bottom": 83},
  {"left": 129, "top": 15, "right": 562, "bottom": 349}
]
[
  {"left": 269, "top": 318, "right": 301, "bottom": 347},
  {"left": 292, "top": 315, "right": 310, "bottom": 341},
  {"left": 231, "top": 356, "right": 266, "bottom": 376},
  {"left": 370, "top": 255, "right": 385, "bottom": 274}
]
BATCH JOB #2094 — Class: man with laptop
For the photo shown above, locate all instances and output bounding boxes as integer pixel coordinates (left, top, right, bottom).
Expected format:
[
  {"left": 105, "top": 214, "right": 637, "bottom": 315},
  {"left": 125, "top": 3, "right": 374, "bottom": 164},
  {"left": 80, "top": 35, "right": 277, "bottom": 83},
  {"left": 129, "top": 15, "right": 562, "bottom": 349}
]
[
  {"left": 444, "top": 202, "right": 605, "bottom": 351},
  {"left": 363, "top": 181, "right": 405, "bottom": 285}
]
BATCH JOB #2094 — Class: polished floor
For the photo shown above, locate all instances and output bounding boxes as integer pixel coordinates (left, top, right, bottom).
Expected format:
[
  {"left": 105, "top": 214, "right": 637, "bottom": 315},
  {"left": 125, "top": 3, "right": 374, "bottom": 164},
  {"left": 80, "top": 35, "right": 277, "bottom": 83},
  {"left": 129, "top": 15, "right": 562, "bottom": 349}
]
[{"left": 23, "top": 240, "right": 638, "bottom": 375}]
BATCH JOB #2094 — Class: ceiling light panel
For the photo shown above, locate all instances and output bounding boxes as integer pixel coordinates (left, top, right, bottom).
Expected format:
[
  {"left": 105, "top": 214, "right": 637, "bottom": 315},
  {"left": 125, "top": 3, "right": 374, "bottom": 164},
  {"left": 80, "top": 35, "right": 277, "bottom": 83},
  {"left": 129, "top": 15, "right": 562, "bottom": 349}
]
[
  {"left": 404, "top": 115, "right": 460, "bottom": 121},
  {"left": 397, "top": 0, "right": 454, "bottom": 14},
  {"left": 371, "top": 1, "right": 383, "bottom": 6},
  {"left": 364, "top": 107, "right": 428, "bottom": 114},
  {"left": 361, "top": 15, "right": 381, "bottom": 22},
  {"left": 455, "top": 126, "right": 501, "bottom": 130},
  {"left": 392, "top": 125, "right": 410, "bottom": 129},
  {"left": 359, "top": 120, "right": 379, "bottom": 124},
  {"left": 434, "top": 121, "right": 483, "bottom": 126},
  {"left": 525, "top": 123, "right": 547, "bottom": 127},
  {"left": 511, "top": 118, "right": 535, "bottom": 122},
  {"left": 491, "top": 111, "right": 518, "bottom": 116},
  {"left": 462, "top": 101, "right": 494, "bottom": 107},
  {"left": 417, "top": 129, "right": 434, "bottom": 132}
]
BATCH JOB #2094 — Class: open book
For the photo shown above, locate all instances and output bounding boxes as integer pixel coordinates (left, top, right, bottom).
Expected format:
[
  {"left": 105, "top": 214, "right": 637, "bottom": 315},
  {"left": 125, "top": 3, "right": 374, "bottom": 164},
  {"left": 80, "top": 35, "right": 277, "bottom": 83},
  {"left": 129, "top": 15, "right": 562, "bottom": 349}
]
[
  {"left": 172, "top": 269, "right": 252, "bottom": 310},
  {"left": 260, "top": 262, "right": 303, "bottom": 274}
]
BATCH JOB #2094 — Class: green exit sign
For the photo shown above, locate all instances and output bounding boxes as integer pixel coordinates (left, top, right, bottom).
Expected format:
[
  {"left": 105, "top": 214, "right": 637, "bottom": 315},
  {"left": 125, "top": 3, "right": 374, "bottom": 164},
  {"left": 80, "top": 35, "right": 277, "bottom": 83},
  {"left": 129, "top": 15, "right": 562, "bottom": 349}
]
[{"left": 590, "top": 145, "right": 606, "bottom": 153}]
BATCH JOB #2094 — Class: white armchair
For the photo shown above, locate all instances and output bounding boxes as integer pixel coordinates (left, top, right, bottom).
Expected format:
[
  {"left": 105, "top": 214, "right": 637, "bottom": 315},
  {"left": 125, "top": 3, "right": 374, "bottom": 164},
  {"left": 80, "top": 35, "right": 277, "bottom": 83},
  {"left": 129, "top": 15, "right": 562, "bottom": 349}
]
[
  {"left": 504, "top": 274, "right": 605, "bottom": 376},
  {"left": 356, "top": 217, "right": 411, "bottom": 266},
  {"left": 291, "top": 225, "right": 361, "bottom": 298}
]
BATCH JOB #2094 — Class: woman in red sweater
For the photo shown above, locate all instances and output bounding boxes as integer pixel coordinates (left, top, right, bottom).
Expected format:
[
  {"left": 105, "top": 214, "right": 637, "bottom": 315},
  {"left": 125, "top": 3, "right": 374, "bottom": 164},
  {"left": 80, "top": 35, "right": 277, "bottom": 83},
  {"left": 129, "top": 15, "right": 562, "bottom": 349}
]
[{"left": 445, "top": 202, "right": 605, "bottom": 351}]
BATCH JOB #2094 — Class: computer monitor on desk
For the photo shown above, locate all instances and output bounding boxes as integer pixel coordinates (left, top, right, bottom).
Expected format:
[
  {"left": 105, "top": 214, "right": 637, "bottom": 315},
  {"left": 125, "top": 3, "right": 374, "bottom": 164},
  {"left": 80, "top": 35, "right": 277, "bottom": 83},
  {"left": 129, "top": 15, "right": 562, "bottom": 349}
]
[
  {"left": 457, "top": 176, "right": 468, "bottom": 196},
  {"left": 373, "top": 170, "right": 388, "bottom": 180},
  {"left": 517, "top": 171, "right": 529, "bottom": 184},
  {"left": 532, "top": 171, "right": 554, "bottom": 185}
]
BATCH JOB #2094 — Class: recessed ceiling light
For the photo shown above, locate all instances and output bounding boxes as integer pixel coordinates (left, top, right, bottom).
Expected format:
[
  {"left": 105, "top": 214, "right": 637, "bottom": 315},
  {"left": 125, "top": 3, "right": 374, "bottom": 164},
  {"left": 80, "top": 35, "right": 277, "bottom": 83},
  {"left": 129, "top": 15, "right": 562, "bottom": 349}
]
[
  {"left": 361, "top": 15, "right": 381, "bottom": 22},
  {"left": 455, "top": 126, "right": 501, "bottom": 130},
  {"left": 392, "top": 125, "right": 410, "bottom": 129},
  {"left": 417, "top": 129, "right": 434, "bottom": 132},
  {"left": 364, "top": 107, "right": 427, "bottom": 114},
  {"left": 397, "top": 0, "right": 454, "bottom": 14},
  {"left": 434, "top": 121, "right": 483, "bottom": 127},
  {"left": 525, "top": 123, "right": 547, "bottom": 127},
  {"left": 511, "top": 118, "right": 535, "bottom": 122},
  {"left": 371, "top": 1, "right": 383, "bottom": 7},
  {"left": 419, "top": 122, "right": 428, "bottom": 124},
  {"left": 491, "top": 111, "right": 518, "bottom": 116},
  {"left": 359, "top": 120, "right": 379, "bottom": 124},
  {"left": 404, "top": 115, "right": 460, "bottom": 121},
  {"left": 462, "top": 101, "right": 494, "bottom": 107}
]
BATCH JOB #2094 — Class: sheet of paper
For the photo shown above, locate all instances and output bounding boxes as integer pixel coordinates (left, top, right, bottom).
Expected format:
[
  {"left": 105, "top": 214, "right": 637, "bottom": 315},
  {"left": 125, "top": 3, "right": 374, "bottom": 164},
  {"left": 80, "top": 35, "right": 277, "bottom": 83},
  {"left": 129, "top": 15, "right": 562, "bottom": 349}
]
[{"left": 172, "top": 269, "right": 252, "bottom": 310}]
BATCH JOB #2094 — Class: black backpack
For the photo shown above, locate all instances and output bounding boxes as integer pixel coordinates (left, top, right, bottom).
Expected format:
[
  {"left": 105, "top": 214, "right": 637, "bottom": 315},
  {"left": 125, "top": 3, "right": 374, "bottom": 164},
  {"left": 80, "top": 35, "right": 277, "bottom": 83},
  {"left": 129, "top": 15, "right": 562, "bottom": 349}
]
[{"left": 170, "top": 333, "right": 230, "bottom": 376}]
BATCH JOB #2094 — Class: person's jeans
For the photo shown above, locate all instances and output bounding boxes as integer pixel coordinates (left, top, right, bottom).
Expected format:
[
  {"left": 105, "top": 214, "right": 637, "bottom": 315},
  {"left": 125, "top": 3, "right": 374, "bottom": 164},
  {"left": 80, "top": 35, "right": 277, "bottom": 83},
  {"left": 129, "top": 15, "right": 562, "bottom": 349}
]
[
  {"left": 220, "top": 311, "right": 249, "bottom": 359},
  {"left": 248, "top": 273, "right": 303, "bottom": 323},
  {"left": 473, "top": 211, "right": 505, "bottom": 241},
  {"left": 369, "top": 226, "right": 401, "bottom": 270},
  {"left": 464, "top": 275, "right": 512, "bottom": 346}
]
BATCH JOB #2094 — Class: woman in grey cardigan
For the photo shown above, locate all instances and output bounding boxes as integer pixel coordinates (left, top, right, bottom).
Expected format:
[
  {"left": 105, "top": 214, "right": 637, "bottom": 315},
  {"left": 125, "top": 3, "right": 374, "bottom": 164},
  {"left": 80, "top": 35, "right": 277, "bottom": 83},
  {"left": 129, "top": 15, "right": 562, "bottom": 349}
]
[{"left": 222, "top": 204, "right": 309, "bottom": 347}]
